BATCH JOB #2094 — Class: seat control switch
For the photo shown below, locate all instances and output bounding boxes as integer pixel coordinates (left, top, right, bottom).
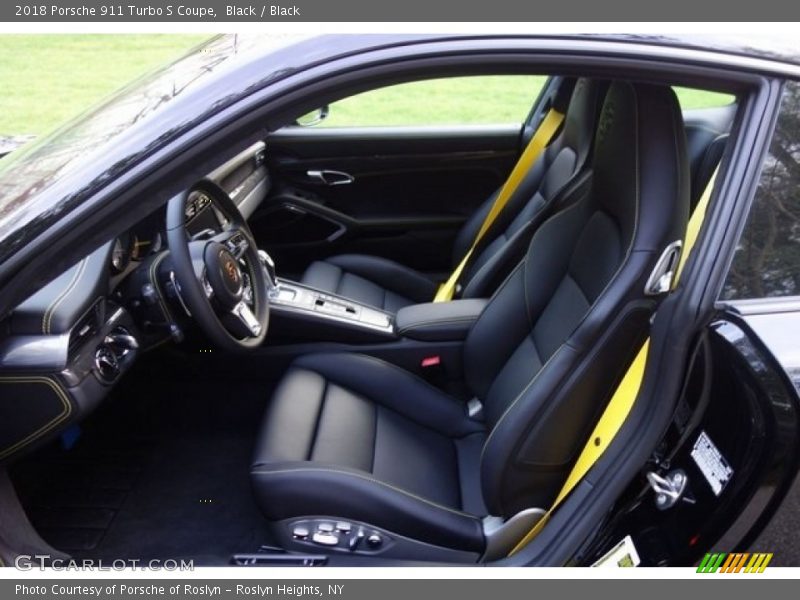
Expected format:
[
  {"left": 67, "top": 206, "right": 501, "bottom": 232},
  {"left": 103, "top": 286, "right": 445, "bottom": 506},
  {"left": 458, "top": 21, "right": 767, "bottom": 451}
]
[
  {"left": 311, "top": 532, "right": 339, "bottom": 546},
  {"left": 336, "top": 521, "right": 351, "bottom": 533},
  {"left": 292, "top": 526, "right": 310, "bottom": 540}
]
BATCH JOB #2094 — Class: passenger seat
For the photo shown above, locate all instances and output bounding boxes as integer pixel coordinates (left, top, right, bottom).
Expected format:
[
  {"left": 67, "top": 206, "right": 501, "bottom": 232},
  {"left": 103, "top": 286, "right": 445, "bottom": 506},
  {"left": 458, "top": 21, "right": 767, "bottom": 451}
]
[{"left": 300, "top": 78, "right": 608, "bottom": 312}]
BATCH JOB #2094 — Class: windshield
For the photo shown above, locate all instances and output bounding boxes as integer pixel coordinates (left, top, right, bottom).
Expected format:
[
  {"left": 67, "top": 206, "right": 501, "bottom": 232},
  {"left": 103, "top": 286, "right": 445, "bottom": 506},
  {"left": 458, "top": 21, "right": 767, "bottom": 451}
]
[{"left": 0, "top": 33, "right": 306, "bottom": 262}]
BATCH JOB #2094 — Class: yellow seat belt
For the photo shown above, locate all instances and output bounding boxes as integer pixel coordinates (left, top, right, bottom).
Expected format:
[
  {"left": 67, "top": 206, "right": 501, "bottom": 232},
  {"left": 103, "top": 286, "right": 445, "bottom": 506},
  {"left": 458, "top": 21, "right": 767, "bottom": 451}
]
[
  {"left": 433, "top": 108, "right": 565, "bottom": 302},
  {"left": 509, "top": 167, "right": 719, "bottom": 555}
]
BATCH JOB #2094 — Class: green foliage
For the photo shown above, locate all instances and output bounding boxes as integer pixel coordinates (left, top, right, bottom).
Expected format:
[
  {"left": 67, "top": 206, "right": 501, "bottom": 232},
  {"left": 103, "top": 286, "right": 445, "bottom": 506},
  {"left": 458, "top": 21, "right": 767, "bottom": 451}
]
[
  {"left": 0, "top": 36, "right": 734, "bottom": 135},
  {"left": 318, "top": 79, "right": 734, "bottom": 128},
  {"left": 321, "top": 76, "right": 548, "bottom": 127},
  {"left": 723, "top": 81, "right": 800, "bottom": 299}
]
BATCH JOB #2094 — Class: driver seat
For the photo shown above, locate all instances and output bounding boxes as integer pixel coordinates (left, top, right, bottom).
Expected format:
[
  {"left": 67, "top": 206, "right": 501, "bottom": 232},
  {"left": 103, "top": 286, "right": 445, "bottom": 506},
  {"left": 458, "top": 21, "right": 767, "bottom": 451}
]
[{"left": 250, "top": 82, "right": 689, "bottom": 559}]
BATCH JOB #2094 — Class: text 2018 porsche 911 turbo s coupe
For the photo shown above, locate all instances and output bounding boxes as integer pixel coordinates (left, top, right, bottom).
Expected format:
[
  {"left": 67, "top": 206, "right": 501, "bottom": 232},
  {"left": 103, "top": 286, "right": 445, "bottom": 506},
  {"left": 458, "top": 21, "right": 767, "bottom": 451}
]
[{"left": 0, "top": 34, "right": 799, "bottom": 567}]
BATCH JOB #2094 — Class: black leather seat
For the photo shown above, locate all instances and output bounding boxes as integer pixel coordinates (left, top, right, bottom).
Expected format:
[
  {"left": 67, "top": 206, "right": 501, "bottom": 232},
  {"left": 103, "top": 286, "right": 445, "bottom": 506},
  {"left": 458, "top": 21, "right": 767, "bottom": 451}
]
[
  {"left": 299, "top": 79, "right": 607, "bottom": 312},
  {"left": 251, "top": 82, "right": 690, "bottom": 558}
]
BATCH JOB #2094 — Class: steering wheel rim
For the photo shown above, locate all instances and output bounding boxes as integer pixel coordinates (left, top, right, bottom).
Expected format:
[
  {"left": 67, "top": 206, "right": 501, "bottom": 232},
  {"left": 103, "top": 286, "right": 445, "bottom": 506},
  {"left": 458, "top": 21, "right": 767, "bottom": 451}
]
[{"left": 166, "top": 180, "right": 269, "bottom": 352}]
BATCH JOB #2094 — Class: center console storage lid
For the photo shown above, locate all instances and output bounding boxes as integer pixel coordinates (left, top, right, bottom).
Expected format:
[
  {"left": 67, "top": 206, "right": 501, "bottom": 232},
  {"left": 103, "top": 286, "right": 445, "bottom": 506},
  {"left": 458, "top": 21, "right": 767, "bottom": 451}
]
[{"left": 396, "top": 299, "right": 488, "bottom": 342}]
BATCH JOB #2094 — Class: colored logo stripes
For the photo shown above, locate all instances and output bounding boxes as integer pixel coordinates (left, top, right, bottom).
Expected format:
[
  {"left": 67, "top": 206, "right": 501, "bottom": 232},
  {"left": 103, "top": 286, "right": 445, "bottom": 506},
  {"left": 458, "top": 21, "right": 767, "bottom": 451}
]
[{"left": 697, "top": 552, "right": 773, "bottom": 573}]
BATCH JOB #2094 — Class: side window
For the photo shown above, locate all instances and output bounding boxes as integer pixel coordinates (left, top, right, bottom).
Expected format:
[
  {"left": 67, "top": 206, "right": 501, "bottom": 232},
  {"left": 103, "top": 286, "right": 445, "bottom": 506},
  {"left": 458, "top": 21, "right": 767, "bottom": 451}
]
[
  {"left": 314, "top": 75, "right": 546, "bottom": 128},
  {"left": 673, "top": 87, "right": 735, "bottom": 110},
  {"left": 722, "top": 80, "right": 800, "bottom": 300}
]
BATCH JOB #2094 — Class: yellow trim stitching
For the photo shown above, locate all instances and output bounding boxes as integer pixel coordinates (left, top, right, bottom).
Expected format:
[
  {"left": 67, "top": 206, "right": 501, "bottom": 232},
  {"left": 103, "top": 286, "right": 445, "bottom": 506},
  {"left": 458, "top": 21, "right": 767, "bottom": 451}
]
[{"left": 0, "top": 377, "right": 72, "bottom": 461}]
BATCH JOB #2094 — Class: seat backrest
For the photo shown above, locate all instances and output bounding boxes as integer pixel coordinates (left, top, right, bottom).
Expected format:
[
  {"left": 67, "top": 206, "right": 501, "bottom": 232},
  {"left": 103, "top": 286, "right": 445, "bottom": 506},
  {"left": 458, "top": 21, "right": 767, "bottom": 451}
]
[
  {"left": 683, "top": 103, "right": 735, "bottom": 204},
  {"left": 463, "top": 82, "right": 690, "bottom": 517},
  {"left": 452, "top": 78, "right": 608, "bottom": 299}
]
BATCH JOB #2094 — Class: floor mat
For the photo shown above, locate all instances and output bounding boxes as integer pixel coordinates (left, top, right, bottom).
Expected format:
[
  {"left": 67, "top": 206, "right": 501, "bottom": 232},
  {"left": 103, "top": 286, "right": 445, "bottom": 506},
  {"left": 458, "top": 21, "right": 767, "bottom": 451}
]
[{"left": 12, "top": 374, "right": 275, "bottom": 565}]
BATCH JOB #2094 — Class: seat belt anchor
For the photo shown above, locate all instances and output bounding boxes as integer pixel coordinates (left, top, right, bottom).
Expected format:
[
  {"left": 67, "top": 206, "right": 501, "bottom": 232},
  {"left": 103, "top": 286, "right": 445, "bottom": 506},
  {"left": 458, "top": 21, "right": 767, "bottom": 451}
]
[{"left": 644, "top": 240, "right": 683, "bottom": 296}]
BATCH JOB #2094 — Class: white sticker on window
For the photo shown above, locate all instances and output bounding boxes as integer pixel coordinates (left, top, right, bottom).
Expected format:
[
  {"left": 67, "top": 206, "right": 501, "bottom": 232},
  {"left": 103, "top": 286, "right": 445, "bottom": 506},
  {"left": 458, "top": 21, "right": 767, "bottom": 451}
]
[{"left": 691, "top": 430, "right": 734, "bottom": 496}]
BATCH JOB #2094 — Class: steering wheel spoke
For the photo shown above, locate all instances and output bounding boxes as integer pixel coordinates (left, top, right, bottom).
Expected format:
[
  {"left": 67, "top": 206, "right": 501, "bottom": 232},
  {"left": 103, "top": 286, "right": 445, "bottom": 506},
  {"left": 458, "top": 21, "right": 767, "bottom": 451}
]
[
  {"left": 230, "top": 301, "right": 263, "bottom": 337},
  {"left": 212, "top": 228, "right": 250, "bottom": 259},
  {"left": 201, "top": 269, "right": 215, "bottom": 299}
]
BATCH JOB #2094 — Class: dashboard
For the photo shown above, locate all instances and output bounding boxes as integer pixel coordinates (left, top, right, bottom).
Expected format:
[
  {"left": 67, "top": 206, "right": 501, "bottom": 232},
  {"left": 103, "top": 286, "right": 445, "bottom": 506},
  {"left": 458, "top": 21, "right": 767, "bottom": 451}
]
[{"left": 0, "top": 141, "right": 270, "bottom": 465}]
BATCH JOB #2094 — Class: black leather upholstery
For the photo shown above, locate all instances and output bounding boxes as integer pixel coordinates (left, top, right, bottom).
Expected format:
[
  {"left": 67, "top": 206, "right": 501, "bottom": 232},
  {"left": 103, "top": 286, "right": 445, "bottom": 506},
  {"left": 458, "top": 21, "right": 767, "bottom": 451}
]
[
  {"left": 252, "top": 82, "right": 690, "bottom": 555},
  {"left": 301, "top": 254, "right": 438, "bottom": 313},
  {"left": 9, "top": 245, "right": 110, "bottom": 335},
  {"left": 683, "top": 104, "right": 735, "bottom": 204},
  {"left": 471, "top": 83, "right": 689, "bottom": 514},
  {"left": 300, "top": 79, "right": 606, "bottom": 310},
  {"left": 251, "top": 353, "right": 486, "bottom": 551},
  {"left": 395, "top": 299, "right": 488, "bottom": 341}
]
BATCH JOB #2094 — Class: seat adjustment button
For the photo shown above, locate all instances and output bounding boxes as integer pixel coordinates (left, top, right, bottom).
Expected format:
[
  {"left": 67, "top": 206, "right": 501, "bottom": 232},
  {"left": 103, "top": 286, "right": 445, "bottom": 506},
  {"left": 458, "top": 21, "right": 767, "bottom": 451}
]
[
  {"left": 335, "top": 521, "right": 351, "bottom": 533},
  {"left": 292, "top": 526, "right": 310, "bottom": 540},
  {"left": 349, "top": 528, "right": 365, "bottom": 551},
  {"left": 366, "top": 533, "right": 383, "bottom": 548},
  {"left": 312, "top": 532, "right": 339, "bottom": 546},
  {"left": 318, "top": 522, "right": 335, "bottom": 532}
]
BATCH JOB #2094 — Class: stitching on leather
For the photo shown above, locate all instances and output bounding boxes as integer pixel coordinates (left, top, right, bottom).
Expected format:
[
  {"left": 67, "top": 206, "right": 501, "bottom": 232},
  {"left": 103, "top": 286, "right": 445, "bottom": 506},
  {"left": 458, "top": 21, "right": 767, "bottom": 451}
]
[
  {"left": 566, "top": 264, "right": 594, "bottom": 309},
  {"left": 307, "top": 379, "right": 327, "bottom": 461},
  {"left": 251, "top": 466, "right": 476, "bottom": 518},
  {"left": 313, "top": 353, "right": 465, "bottom": 411},
  {"left": 463, "top": 259, "right": 524, "bottom": 396},
  {"left": 522, "top": 190, "right": 588, "bottom": 332},
  {"left": 564, "top": 83, "right": 641, "bottom": 332},
  {"left": 0, "top": 377, "right": 72, "bottom": 461},
  {"left": 370, "top": 403, "right": 378, "bottom": 474},
  {"left": 479, "top": 337, "right": 563, "bottom": 466},
  {"left": 42, "top": 258, "right": 87, "bottom": 335},
  {"left": 397, "top": 316, "right": 478, "bottom": 335},
  {"left": 480, "top": 83, "right": 652, "bottom": 510},
  {"left": 292, "top": 356, "right": 474, "bottom": 442}
]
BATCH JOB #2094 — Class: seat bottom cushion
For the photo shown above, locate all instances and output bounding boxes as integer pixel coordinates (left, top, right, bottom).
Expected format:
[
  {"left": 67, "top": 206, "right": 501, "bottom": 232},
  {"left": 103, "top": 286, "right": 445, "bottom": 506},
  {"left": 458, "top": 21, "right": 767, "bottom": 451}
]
[
  {"left": 300, "top": 255, "right": 439, "bottom": 312},
  {"left": 250, "top": 353, "right": 486, "bottom": 551}
]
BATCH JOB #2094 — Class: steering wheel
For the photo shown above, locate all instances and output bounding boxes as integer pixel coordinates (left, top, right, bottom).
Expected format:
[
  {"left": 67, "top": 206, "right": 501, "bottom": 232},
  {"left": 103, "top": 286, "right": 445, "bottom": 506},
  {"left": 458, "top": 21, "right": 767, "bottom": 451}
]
[{"left": 165, "top": 180, "right": 270, "bottom": 352}]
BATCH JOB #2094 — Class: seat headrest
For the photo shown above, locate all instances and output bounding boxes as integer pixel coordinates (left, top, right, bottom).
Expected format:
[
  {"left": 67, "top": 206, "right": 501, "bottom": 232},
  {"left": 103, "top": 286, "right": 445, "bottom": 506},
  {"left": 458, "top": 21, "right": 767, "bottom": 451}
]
[
  {"left": 558, "top": 78, "right": 609, "bottom": 168},
  {"left": 592, "top": 82, "right": 690, "bottom": 253}
]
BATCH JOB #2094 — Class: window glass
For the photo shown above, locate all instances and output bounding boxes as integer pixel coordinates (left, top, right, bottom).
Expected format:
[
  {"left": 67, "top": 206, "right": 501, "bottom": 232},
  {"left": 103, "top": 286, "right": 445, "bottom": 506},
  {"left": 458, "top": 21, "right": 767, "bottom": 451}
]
[
  {"left": 722, "top": 80, "right": 800, "bottom": 300},
  {"left": 316, "top": 75, "right": 547, "bottom": 128},
  {"left": 673, "top": 87, "right": 735, "bottom": 110}
]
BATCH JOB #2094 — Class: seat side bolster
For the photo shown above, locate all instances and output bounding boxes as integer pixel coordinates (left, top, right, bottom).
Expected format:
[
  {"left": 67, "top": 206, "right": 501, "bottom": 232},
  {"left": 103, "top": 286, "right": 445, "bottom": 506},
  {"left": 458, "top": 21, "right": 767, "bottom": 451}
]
[{"left": 250, "top": 462, "right": 485, "bottom": 552}]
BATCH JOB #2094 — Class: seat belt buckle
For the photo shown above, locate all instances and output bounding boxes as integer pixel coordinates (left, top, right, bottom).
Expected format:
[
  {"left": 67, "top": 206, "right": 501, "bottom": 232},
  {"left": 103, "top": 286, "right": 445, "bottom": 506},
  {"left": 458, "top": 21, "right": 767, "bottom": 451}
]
[{"left": 467, "top": 397, "right": 484, "bottom": 421}]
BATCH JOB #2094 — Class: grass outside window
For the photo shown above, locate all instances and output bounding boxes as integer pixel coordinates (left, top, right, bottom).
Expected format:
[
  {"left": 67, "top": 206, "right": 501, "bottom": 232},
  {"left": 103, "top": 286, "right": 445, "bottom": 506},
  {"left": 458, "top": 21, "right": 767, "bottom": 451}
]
[{"left": 0, "top": 35, "right": 735, "bottom": 137}]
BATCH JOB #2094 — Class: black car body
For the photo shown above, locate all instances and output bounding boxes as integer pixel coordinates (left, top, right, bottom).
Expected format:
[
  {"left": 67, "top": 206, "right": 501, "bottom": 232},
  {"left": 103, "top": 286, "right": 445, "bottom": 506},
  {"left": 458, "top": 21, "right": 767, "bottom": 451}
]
[{"left": 0, "top": 33, "right": 798, "bottom": 568}]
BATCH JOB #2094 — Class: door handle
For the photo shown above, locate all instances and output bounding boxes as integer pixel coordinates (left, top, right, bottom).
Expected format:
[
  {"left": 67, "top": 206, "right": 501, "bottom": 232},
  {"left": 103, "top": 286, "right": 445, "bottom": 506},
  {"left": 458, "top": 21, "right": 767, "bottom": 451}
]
[{"left": 306, "top": 170, "right": 355, "bottom": 186}]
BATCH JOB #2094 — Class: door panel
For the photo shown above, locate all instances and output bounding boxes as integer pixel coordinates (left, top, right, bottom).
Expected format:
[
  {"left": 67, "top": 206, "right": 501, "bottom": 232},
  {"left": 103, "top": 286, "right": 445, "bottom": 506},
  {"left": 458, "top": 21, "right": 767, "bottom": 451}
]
[
  {"left": 256, "top": 125, "right": 522, "bottom": 275},
  {"left": 582, "top": 313, "right": 800, "bottom": 566}
]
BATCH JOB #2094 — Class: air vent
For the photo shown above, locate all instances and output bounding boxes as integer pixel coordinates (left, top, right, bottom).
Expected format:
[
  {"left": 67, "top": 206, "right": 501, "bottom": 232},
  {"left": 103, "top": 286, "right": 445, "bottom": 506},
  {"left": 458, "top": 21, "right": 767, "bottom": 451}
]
[{"left": 68, "top": 301, "right": 103, "bottom": 358}]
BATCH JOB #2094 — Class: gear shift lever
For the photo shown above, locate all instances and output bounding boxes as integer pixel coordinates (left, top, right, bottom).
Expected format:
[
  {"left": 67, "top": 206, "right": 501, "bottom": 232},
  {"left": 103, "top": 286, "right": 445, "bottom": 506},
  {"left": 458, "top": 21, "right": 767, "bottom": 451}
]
[{"left": 257, "top": 250, "right": 278, "bottom": 288}]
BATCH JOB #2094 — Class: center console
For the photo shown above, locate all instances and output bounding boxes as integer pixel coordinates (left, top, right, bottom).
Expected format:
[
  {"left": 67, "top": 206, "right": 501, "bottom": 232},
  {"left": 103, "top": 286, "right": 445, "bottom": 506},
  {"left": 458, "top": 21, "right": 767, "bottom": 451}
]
[
  {"left": 268, "top": 280, "right": 396, "bottom": 342},
  {"left": 263, "top": 252, "right": 486, "bottom": 346}
]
